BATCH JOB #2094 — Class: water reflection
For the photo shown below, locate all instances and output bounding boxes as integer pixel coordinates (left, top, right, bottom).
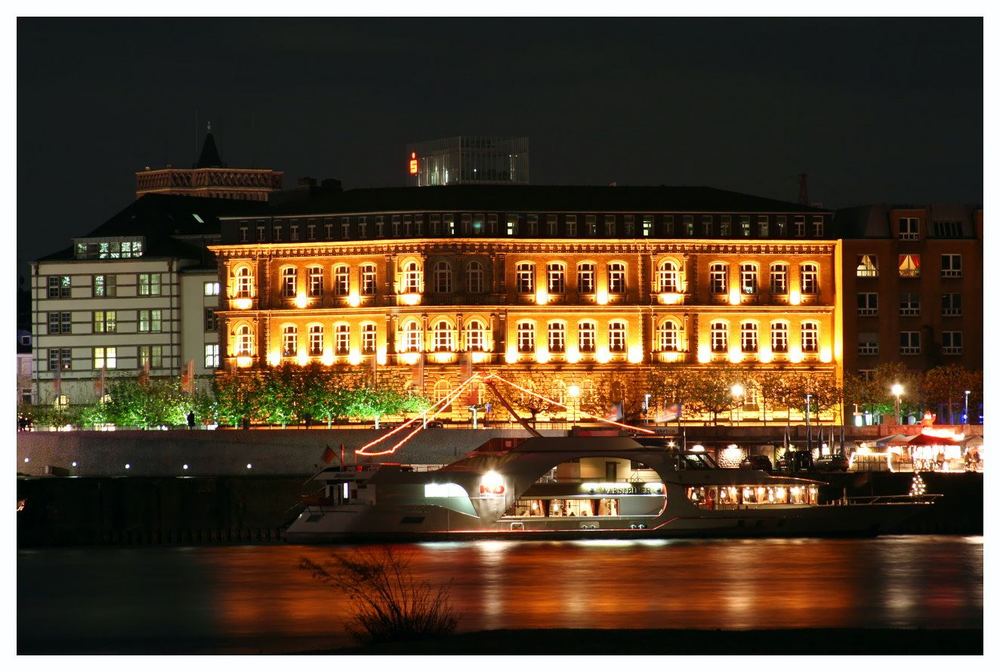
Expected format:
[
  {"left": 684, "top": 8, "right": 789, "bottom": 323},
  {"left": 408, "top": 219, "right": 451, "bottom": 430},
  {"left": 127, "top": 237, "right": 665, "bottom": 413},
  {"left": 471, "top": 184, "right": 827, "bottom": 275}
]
[{"left": 18, "top": 536, "right": 982, "bottom": 653}]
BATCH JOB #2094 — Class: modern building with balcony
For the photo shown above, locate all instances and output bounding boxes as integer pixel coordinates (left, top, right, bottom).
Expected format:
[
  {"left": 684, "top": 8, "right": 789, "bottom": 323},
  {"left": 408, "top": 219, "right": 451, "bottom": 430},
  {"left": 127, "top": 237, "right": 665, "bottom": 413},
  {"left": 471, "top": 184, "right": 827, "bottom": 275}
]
[
  {"left": 210, "top": 184, "right": 842, "bottom": 423},
  {"left": 406, "top": 136, "right": 529, "bottom": 187}
]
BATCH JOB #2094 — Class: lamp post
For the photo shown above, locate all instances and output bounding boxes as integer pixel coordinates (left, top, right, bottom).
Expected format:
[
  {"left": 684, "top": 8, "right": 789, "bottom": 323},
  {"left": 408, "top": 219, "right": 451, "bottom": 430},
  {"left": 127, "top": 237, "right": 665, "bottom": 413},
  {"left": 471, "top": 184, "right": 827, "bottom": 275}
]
[
  {"left": 891, "top": 383, "right": 904, "bottom": 425},
  {"left": 567, "top": 384, "right": 581, "bottom": 424},
  {"left": 731, "top": 383, "right": 745, "bottom": 425},
  {"left": 964, "top": 389, "right": 971, "bottom": 425},
  {"left": 805, "top": 393, "right": 812, "bottom": 455}
]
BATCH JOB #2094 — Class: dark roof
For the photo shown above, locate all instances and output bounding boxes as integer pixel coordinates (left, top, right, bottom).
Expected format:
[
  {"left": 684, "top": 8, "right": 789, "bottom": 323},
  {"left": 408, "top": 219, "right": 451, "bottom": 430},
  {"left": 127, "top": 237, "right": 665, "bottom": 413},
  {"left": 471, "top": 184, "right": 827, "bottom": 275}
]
[
  {"left": 195, "top": 132, "right": 225, "bottom": 168},
  {"left": 262, "top": 184, "right": 830, "bottom": 217},
  {"left": 37, "top": 194, "right": 267, "bottom": 262}
]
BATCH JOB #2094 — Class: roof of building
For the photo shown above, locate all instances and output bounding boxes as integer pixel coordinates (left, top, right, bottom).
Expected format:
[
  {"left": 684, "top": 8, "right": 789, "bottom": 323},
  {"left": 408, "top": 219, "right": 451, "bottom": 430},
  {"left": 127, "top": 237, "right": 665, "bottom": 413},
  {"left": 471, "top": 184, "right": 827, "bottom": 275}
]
[
  {"left": 195, "top": 131, "right": 225, "bottom": 169},
  {"left": 258, "top": 184, "right": 830, "bottom": 217},
  {"left": 37, "top": 194, "right": 267, "bottom": 263}
]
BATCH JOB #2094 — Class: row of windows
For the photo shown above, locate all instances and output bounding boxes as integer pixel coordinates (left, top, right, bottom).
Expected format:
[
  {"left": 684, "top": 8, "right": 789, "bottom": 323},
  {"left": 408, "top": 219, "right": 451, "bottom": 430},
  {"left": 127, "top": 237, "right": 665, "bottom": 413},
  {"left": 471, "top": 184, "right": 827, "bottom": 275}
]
[
  {"left": 74, "top": 238, "right": 145, "bottom": 260},
  {"left": 45, "top": 345, "right": 220, "bottom": 371},
  {"left": 857, "top": 332, "right": 964, "bottom": 356},
  {"left": 237, "top": 213, "right": 828, "bottom": 243},
  {"left": 44, "top": 310, "right": 167, "bottom": 334},
  {"left": 854, "top": 253, "right": 963, "bottom": 279},
  {"left": 45, "top": 273, "right": 163, "bottom": 299},
  {"left": 856, "top": 293, "right": 963, "bottom": 317}
]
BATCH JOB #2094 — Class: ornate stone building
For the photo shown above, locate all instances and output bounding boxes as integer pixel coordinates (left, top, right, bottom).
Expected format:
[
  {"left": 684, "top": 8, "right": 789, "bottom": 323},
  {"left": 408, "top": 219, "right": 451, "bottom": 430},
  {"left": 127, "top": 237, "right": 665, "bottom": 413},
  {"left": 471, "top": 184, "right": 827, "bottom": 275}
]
[{"left": 210, "top": 185, "right": 844, "bottom": 423}]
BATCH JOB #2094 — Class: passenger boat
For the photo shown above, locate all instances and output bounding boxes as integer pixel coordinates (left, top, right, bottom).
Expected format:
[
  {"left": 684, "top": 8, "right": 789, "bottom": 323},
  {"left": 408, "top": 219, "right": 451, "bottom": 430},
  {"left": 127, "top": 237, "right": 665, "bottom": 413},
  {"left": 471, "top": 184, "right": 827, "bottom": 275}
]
[{"left": 285, "top": 436, "right": 938, "bottom": 543}]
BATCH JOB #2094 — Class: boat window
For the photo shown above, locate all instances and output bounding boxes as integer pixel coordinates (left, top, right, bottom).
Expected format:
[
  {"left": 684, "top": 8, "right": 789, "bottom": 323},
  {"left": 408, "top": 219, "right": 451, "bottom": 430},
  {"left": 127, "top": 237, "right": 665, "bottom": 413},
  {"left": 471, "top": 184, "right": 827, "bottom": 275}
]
[
  {"left": 682, "top": 454, "right": 713, "bottom": 470},
  {"left": 690, "top": 484, "right": 818, "bottom": 509}
]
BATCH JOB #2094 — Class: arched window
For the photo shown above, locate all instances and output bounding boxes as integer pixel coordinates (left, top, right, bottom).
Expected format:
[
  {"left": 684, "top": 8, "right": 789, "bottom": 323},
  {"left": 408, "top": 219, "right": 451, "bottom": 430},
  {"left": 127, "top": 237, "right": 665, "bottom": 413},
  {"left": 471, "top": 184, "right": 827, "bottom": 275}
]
[
  {"left": 360, "top": 264, "right": 377, "bottom": 295},
  {"left": 402, "top": 321, "right": 422, "bottom": 352},
  {"left": 281, "top": 325, "right": 298, "bottom": 356},
  {"left": 234, "top": 266, "right": 253, "bottom": 298},
  {"left": 769, "top": 263, "right": 788, "bottom": 294},
  {"left": 771, "top": 321, "right": 789, "bottom": 353},
  {"left": 577, "top": 262, "right": 596, "bottom": 293},
  {"left": 657, "top": 260, "right": 679, "bottom": 292},
  {"left": 547, "top": 262, "right": 566, "bottom": 294},
  {"left": 657, "top": 320, "right": 679, "bottom": 351},
  {"left": 740, "top": 263, "right": 758, "bottom": 295},
  {"left": 433, "top": 261, "right": 453, "bottom": 294},
  {"left": 515, "top": 262, "right": 535, "bottom": 294},
  {"left": 709, "top": 263, "right": 728, "bottom": 294},
  {"left": 433, "top": 379, "right": 453, "bottom": 409},
  {"left": 466, "top": 261, "right": 485, "bottom": 294},
  {"left": 608, "top": 320, "right": 627, "bottom": 352},
  {"left": 578, "top": 320, "right": 596, "bottom": 352},
  {"left": 432, "top": 320, "right": 455, "bottom": 351},
  {"left": 801, "top": 321, "right": 819, "bottom": 353},
  {"left": 361, "top": 323, "right": 377, "bottom": 354},
  {"left": 402, "top": 261, "right": 422, "bottom": 293},
  {"left": 308, "top": 324, "right": 324, "bottom": 356},
  {"left": 281, "top": 267, "right": 297, "bottom": 298},
  {"left": 234, "top": 324, "right": 254, "bottom": 356},
  {"left": 465, "top": 319, "right": 486, "bottom": 351},
  {"left": 800, "top": 263, "right": 819, "bottom": 294},
  {"left": 607, "top": 262, "right": 626, "bottom": 294},
  {"left": 517, "top": 321, "right": 536, "bottom": 352},
  {"left": 740, "top": 321, "right": 758, "bottom": 352},
  {"left": 710, "top": 321, "right": 728, "bottom": 352},
  {"left": 335, "top": 324, "right": 351, "bottom": 355},
  {"left": 307, "top": 266, "right": 324, "bottom": 297},
  {"left": 548, "top": 321, "right": 566, "bottom": 352},
  {"left": 333, "top": 264, "right": 350, "bottom": 296}
]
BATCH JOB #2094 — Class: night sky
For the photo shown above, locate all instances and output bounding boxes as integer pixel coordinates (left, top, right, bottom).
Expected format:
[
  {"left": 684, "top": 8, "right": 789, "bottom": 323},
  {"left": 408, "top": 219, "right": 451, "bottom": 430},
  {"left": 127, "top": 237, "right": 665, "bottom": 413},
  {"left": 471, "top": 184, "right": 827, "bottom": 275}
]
[{"left": 16, "top": 17, "right": 982, "bottom": 276}]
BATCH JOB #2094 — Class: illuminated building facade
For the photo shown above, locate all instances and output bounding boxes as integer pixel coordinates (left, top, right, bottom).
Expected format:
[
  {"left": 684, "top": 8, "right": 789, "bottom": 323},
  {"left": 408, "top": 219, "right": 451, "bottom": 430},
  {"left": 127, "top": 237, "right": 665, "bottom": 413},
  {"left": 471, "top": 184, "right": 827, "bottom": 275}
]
[
  {"left": 837, "top": 204, "right": 983, "bottom": 376},
  {"left": 135, "top": 128, "right": 283, "bottom": 202},
  {"left": 406, "top": 137, "right": 529, "bottom": 187},
  {"left": 211, "top": 185, "right": 843, "bottom": 423}
]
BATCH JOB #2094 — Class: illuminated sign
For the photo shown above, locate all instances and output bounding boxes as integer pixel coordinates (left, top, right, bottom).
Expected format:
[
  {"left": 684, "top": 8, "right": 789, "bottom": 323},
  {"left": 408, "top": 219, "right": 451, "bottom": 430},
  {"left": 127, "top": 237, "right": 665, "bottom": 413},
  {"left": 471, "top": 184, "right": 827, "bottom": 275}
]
[{"left": 408, "top": 152, "right": 418, "bottom": 175}]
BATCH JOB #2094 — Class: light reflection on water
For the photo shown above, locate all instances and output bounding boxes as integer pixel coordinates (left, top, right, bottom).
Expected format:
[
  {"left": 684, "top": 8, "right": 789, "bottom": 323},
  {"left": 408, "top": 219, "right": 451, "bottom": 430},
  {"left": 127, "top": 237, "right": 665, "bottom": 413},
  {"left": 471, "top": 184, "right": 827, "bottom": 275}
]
[{"left": 18, "top": 536, "right": 982, "bottom": 653}]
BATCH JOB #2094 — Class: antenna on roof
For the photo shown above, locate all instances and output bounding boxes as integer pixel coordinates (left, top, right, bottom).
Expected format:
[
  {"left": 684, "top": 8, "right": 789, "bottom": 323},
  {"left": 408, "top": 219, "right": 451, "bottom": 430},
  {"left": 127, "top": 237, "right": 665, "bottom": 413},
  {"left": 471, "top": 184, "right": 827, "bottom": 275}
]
[
  {"left": 194, "top": 110, "right": 199, "bottom": 161},
  {"left": 798, "top": 173, "right": 809, "bottom": 205}
]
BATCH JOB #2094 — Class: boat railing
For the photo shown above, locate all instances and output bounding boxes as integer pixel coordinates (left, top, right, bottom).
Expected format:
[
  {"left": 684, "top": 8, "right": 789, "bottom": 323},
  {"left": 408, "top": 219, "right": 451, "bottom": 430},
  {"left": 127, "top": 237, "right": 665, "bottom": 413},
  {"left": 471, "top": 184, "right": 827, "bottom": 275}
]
[{"left": 828, "top": 494, "right": 943, "bottom": 506}]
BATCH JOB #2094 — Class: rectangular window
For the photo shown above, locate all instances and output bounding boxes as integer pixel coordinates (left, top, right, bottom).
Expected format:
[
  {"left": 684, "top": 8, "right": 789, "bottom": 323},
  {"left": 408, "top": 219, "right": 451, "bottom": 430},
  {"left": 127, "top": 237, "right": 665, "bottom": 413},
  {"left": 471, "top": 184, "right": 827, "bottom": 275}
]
[
  {"left": 771, "top": 323, "right": 788, "bottom": 353},
  {"left": 548, "top": 323, "right": 566, "bottom": 352},
  {"left": 586, "top": 215, "right": 597, "bottom": 236},
  {"left": 430, "top": 215, "right": 441, "bottom": 236},
  {"left": 899, "top": 217, "right": 920, "bottom": 240},
  {"left": 309, "top": 325, "right": 324, "bottom": 355},
  {"left": 290, "top": 224, "right": 299, "bottom": 241},
  {"left": 391, "top": 215, "right": 401, "bottom": 237},
  {"left": 94, "top": 274, "right": 117, "bottom": 297},
  {"left": 517, "top": 323, "right": 535, "bottom": 352},
  {"left": 793, "top": 216, "right": 805, "bottom": 237},
  {"left": 361, "top": 265, "right": 377, "bottom": 295},
  {"left": 900, "top": 293, "right": 920, "bottom": 317},
  {"left": 273, "top": 224, "right": 282, "bottom": 241},
  {"left": 204, "top": 344, "right": 220, "bottom": 368},
  {"left": 342, "top": 218, "right": 351, "bottom": 239},
  {"left": 740, "top": 264, "right": 758, "bottom": 295},
  {"left": 720, "top": 215, "right": 731, "bottom": 237},
  {"left": 775, "top": 216, "right": 786, "bottom": 237},
  {"left": 702, "top": 215, "right": 714, "bottom": 237},
  {"left": 857, "top": 293, "right": 878, "bottom": 316},
  {"left": 527, "top": 214, "right": 538, "bottom": 236},
  {"left": 578, "top": 322, "right": 596, "bottom": 352},
  {"left": 308, "top": 267, "right": 324, "bottom": 297},
  {"left": 770, "top": 264, "right": 788, "bottom": 294},
  {"left": 800, "top": 264, "right": 819, "bottom": 294},
  {"left": 93, "top": 346, "right": 117, "bottom": 370},
  {"left": 942, "top": 293, "right": 962, "bottom": 317},
  {"left": 335, "top": 326, "right": 350, "bottom": 355},
  {"left": 139, "top": 309, "right": 162, "bottom": 333},
  {"left": 485, "top": 214, "right": 496, "bottom": 235},
  {"left": 757, "top": 215, "right": 769, "bottom": 237},
  {"left": 812, "top": 216, "right": 824, "bottom": 237},
  {"left": 898, "top": 254, "right": 920, "bottom": 278},
  {"left": 623, "top": 215, "right": 634, "bottom": 237},
  {"left": 203, "top": 281, "right": 220, "bottom": 296},
  {"left": 710, "top": 322, "right": 728, "bottom": 352},
  {"left": 48, "top": 348, "right": 72, "bottom": 371},
  {"left": 333, "top": 266, "right": 349, "bottom": 295},
  {"left": 941, "top": 254, "right": 963, "bottom": 278},
  {"left": 138, "top": 345, "right": 163, "bottom": 369},
  {"left": 48, "top": 311, "right": 72, "bottom": 334},
  {"left": 506, "top": 215, "right": 518, "bottom": 237},
  {"left": 547, "top": 214, "right": 559, "bottom": 237},
  {"left": 577, "top": 263, "right": 595, "bottom": 294},
  {"left": 362, "top": 324, "right": 377, "bottom": 354},
  {"left": 240, "top": 226, "right": 248, "bottom": 242},
  {"left": 801, "top": 322, "right": 819, "bottom": 353},
  {"left": 942, "top": 331, "right": 963, "bottom": 355},
  {"left": 608, "top": 321, "right": 627, "bottom": 352},
  {"left": 604, "top": 215, "right": 616, "bottom": 237},
  {"left": 358, "top": 218, "right": 367, "bottom": 239},
  {"left": 642, "top": 216, "right": 653, "bottom": 237},
  {"left": 856, "top": 255, "right": 879, "bottom": 278},
  {"left": 204, "top": 308, "right": 217, "bottom": 332},
  {"left": 93, "top": 310, "right": 117, "bottom": 334},
  {"left": 48, "top": 275, "right": 71, "bottom": 298},
  {"left": 138, "top": 273, "right": 161, "bottom": 296},
  {"left": 547, "top": 263, "right": 565, "bottom": 294},
  {"left": 256, "top": 225, "right": 265, "bottom": 241},
  {"left": 663, "top": 215, "right": 674, "bottom": 236},
  {"left": 740, "top": 323, "right": 758, "bottom": 352},
  {"left": 900, "top": 331, "right": 921, "bottom": 355},
  {"left": 308, "top": 223, "right": 316, "bottom": 240},
  {"left": 566, "top": 215, "right": 577, "bottom": 237},
  {"left": 709, "top": 263, "right": 728, "bottom": 294},
  {"left": 739, "top": 215, "right": 751, "bottom": 237},
  {"left": 857, "top": 333, "right": 879, "bottom": 356},
  {"left": 608, "top": 263, "right": 626, "bottom": 294},
  {"left": 683, "top": 215, "right": 695, "bottom": 236},
  {"left": 516, "top": 263, "right": 535, "bottom": 294}
]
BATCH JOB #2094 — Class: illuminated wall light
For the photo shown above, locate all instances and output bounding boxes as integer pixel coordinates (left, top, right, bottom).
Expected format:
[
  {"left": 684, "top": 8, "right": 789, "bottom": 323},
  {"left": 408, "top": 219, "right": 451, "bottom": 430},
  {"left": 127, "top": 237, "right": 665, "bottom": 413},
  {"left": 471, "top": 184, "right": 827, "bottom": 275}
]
[
  {"left": 320, "top": 349, "right": 335, "bottom": 366},
  {"left": 401, "top": 352, "right": 421, "bottom": 366},
  {"left": 347, "top": 291, "right": 361, "bottom": 308},
  {"left": 658, "top": 292, "right": 682, "bottom": 305},
  {"left": 124, "top": 463, "right": 131, "bottom": 470},
  {"left": 376, "top": 348, "right": 388, "bottom": 366},
  {"left": 758, "top": 347, "right": 773, "bottom": 364},
  {"left": 728, "top": 348, "right": 744, "bottom": 364},
  {"left": 535, "top": 288, "right": 549, "bottom": 305},
  {"left": 697, "top": 344, "right": 711, "bottom": 364},
  {"left": 627, "top": 345, "right": 644, "bottom": 364},
  {"left": 728, "top": 288, "right": 741, "bottom": 306},
  {"left": 565, "top": 347, "right": 581, "bottom": 364},
  {"left": 399, "top": 292, "right": 422, "bottom": 306},
  {"left": 505, "top": 347, "right": 519, "bottom": 364},
  {"left": 595, "top": 289, "right": 609, "bottom": 305},
  {"left": 819, "top": 346, "right": 833, "bottom": 363},
  {"left": 233, "top": 297, "right": 253, "bottom": 310},
  {"left": 246, "top": 463, "right": 253, "bottom": 470},
  {"left": 535, "top": 347, "right": 550, "bottom": 364},
  {"left": 294, "top": 292, "right": 309, "bottom": 309},
  {"left": 789, "top": 290, "right": 801, "bottom": 306},
  {"left": 182, "top": 464, "right": 189, "bottom": 471},
  {"left": 348, "top": 350, "right": 362, "bottom": 366},
  {"left": 596, "top": 347, "right": 612, "bottom": 364},
  {"left": 236, "top": 355, "right": 253, "bottom": 368},
  {"left": 661, "top": 351, "right": 680, "bottom": 363},
  {"left": 71, "top": 461, "right": 78, "bottom": 467},
  {"left": 471, "top": 351, "right": 490, "bottom": 364},
  {"left": 430, "top": 352, "right": 455, "bottom": 364},
  {"left": 296, "top": 350, "right": 309, "bottom": 367},
  {"left": 788, "top": 347, "right": 804, "bottom": 363},
  {"left": 267, "top": 350, "right": 282, "bottom": 367}
]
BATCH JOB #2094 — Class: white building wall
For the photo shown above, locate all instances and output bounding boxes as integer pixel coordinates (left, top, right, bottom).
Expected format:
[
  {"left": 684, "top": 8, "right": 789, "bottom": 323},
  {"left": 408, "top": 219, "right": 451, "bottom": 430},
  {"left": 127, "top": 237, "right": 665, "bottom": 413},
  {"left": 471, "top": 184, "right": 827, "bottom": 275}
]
[{"left": 180, "top": 270, "right": 221, "bottom": 393}]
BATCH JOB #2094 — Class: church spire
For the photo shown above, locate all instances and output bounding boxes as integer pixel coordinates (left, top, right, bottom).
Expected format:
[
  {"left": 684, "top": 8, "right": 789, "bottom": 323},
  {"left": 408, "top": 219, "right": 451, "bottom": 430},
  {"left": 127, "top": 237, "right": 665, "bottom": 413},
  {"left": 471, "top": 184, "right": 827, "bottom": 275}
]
[{"left": 195, "top": 122, "right": 225, "bottom": 168}]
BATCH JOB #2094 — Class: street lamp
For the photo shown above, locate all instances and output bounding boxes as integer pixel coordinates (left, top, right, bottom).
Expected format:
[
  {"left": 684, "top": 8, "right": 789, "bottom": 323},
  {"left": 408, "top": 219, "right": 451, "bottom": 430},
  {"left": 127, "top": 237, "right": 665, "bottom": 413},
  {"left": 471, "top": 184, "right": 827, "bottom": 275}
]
[
  {"left": 730, "top": 383, "right": 745, "bottom": 424},
  {"left": 964, "top": 389, "right": 971, "bottom": 425},
  {"left": 891, "top": 383, "right": 904, "bottom": 425},
  {"left": 567, "top": 384, "right": 581, "bottom": 424}
]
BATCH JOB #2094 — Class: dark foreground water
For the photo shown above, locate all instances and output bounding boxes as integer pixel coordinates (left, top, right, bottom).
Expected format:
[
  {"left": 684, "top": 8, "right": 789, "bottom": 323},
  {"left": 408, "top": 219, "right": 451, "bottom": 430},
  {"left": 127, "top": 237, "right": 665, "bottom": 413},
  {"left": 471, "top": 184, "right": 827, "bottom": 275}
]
[{"left": 18, "top": 536, "right": 982, "bottom": 654}]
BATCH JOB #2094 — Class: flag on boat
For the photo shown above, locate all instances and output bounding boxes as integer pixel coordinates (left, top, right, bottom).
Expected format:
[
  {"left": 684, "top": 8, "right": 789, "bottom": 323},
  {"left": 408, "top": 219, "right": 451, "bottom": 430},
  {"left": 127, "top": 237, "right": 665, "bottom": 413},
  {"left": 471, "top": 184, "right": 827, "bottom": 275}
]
[{"left": 322, "top": 445, "right": 336, "bottom": 464}]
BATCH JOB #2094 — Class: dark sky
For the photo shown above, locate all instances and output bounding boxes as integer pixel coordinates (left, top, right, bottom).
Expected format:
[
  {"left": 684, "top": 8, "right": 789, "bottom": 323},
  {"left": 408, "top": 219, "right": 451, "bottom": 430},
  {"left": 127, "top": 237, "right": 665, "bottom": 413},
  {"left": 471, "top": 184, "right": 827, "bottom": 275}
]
[{"left": 17, "top": 17, "right": 982, "bottom": 275}]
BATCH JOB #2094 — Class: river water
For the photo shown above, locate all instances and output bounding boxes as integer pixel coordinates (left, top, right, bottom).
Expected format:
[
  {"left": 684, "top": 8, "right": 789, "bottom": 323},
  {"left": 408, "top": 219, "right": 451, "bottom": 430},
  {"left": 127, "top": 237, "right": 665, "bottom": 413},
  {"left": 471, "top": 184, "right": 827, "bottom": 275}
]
[{"left": 18, "top": 536, "right": 982, "bottom": 653}]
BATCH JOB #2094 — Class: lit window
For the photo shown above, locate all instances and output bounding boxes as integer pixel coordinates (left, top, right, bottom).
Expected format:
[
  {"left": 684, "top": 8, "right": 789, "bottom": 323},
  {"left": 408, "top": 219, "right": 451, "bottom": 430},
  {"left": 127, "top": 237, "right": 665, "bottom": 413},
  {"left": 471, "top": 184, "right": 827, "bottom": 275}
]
[
  {"left": 586, "top": 215, "right": 597, "bottom": 236},
  {"left": 577, "top": 263, "right": 595, "bottom": 293},
  {"left": 856, "top": 255, "right": 879, "bottom": 278},
  {"left": 138, "top": 273, "right": 161, "bottom": 296},
  {"left": 800, "top": 263, "right": 818, "bottom": 294},
  {"left": 308, "top": 267, "right": 324, "bottom": 297},
  {"left": 93, "top": 310, "right": 117, "bottom": 334},
  {"left": 333, "top": 265, "right": 349, "bottom": 296},
  {"left": 433, "top": 261, "right": 453, "bottom": 294},
  {"left": 720, "top": 215, "right": 731, "bottom": 237},
  {"left": 93, "top": 346, "right": 116, "bottom": 370},
  {"left": 548, "top": 321, "right": 566, "bottom": 352},
  {"left": 335, "top": 324, "right": 350, "bottom": 355},
  {"left": 774, "top": 216, "right": 786, "bottom": 237},
  {"left": 203, "top": 281, "right": 220, "bottom": 296},
  {"left": 758, "top": 215, "right": 769, "bottom": 237},
  {"left": 770, "top": 321, "right": 788, "bottom": 353},
  {"left": 741, "top": 322, "right": 758, "bottom": 352},
  {"left": 235, "top": 325, "right": 254, "bottom": 357},
  {"left": 138, "top": 345, "right": 163, "bottom": 369},
  {"left": 281, "top": 267, "right": 297, "bottom": 298},
  {"left": 402, "top": 261, "right": 422, "bottom": 293},
  {"left": 234, "top": 266, "right": 253, "bottom": 298},
  {"left": 282, "top": 326, "right": 298, "bottom": 357},
  {"left": 361, "top": 324, "right": 377, "bottom": 354},
  {"left": 608, "top": 262, "right": 626, "bottom": 294},
  {"left": 547, "top": 262, "right": 566, "bottom": 294},
  {"left": 608, "top": 321, "right": 627, "bottom": 352},
  {"left": 740, "top": 216, "right": 751, "bottom": 237},
  {"left": 360, "top": 264, "right": 377, "bottom": 295},
  {"left": 657, "top": 320, "right": 679, "bottom": 352},
  {"left": 516, "top": 262, "right": 535, "bottom": 294},
  {"left": 578, "top": 321, "right": 596, "bottom": 353},
  {"left": 432, "top": 321, "right": 455, "bottom": 351},
  {"left": 801, "top": 321, "right": 819, "bottom": 353},
  {"left": 466, "top": 261, "right": 484, "bottom": 294},
  {"left": 506, "top": 215, "right": 518, "bottom": 236},
  {"left": 709, "top": 263, "right": 728, "bottom": 294},
  {"left": 642, "top": 216, "right": 653, "bottom": 237},
  {"left": 309, "top": 325, "right": 324, "bottom": 356},
  {"left": 138, "top": 309, "right": 161, "bottom": 333},
  {"left": 740, "top": 263, "right": 758, "bottom": 295},
  {"left": 517, "top": 322, "right": 535, "bottom": 352},
  {"left": 657, "top": 260, "right": 679, "bottom": 292},
  {"left": 204, "top": 344, "right": 220, "bottom": 368},
  {"left": 465, "top": 320, "right": 486, "bottom": 351},
  {"left": 94, "top": 274, "right": 116, "bottom": 297},
  {"left": 769, "top": 263, "right": 788, "bottom": 294},
  {"left": 898, "top": 254, "right": 920, "bottom": 278},
  {"left": 710, "top": 321, "right": 728, "bottom": 352},
  {"left": 402, "top": 321, "right": 422, "bottom": 352}
]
